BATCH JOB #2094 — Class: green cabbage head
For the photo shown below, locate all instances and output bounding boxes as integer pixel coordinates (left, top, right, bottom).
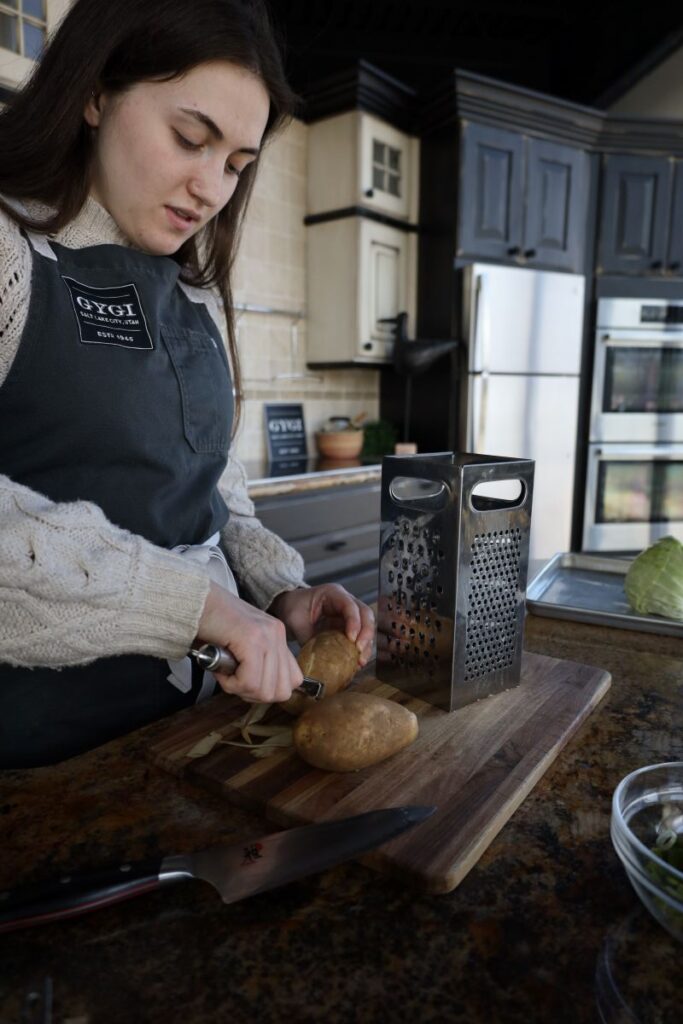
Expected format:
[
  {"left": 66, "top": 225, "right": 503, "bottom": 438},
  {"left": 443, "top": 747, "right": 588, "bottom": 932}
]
[{"left": 624, "top": 535, "right": 683, "bottom": 621}]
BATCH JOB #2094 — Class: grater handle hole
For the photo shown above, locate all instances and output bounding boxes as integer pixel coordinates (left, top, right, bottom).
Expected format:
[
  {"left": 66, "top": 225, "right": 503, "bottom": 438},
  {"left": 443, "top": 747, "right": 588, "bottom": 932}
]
[
  {"left": 470, "top": 478, "right": 526, "bottom": 512},
  {"left": 389, "top": 477, "right": 449, "bottom": 512}
]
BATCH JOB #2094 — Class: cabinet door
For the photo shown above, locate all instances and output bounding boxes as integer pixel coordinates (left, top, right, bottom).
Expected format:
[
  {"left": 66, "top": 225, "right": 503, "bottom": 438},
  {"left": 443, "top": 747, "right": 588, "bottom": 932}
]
[
  {"left": 523, "top": 138, "right": 587, "bottom": 272},
  {"left": 358, "top": 219, "right": 415, "bottom": 361},
  {"left": 667, "top": 160, "right": 683, "bottom": 275},
  {"left": 457, "top": 122, "right": 524, "bottom": 261},
  {"left": 598, "top": 154, "right": 671, "bottom": 274},
  {"left": 359, "top": 113, "right": 416, "bottom": 221}
]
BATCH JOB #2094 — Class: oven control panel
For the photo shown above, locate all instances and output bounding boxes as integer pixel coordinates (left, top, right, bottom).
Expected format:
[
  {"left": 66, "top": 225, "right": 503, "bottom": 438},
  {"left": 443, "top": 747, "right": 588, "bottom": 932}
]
[
  {"left": 598, "top": 297, "right": 683, "bottom": 331},
  {"left": 640, "top": 303, "right": 683, "bottom": 324}
]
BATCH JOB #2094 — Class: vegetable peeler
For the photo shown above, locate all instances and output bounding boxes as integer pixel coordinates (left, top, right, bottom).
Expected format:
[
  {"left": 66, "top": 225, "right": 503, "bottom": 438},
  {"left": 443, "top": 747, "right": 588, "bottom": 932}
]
[{"left": 190, "top": 643, "right": 325, "bottom": 699}]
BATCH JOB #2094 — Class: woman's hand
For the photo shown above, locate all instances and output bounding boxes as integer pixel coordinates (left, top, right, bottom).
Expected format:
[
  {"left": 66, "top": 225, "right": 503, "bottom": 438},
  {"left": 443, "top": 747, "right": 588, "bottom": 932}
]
[
  {"left": 195, "top": 582, "right": 303, "bottom": 702},
  {"left": 267, "top": 585, "right": 376, "bottom": 666}
]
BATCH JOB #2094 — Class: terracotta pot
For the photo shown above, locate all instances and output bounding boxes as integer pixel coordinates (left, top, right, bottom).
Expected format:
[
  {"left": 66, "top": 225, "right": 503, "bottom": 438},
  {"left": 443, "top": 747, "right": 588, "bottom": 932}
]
[{"left": 315, "top": 429, "right": 364, "bottom": 459}]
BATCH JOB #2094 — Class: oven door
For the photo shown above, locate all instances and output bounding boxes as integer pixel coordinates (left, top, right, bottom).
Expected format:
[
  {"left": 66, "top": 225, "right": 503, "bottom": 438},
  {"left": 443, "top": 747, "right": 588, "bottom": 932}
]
[
  {"left": 582, "top": 444, "right": 683, "bottom": 552},
  {"left": 590, "top": 330, "right": 683, "bottom": 442}
]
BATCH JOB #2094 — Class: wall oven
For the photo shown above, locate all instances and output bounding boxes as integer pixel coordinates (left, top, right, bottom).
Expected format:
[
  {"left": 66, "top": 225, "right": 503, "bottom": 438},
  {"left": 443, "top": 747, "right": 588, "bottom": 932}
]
[
  {"left": 583, "top": 444, "right": 683, "bottom": 552},
  {"left": 584, "top": 297, "right": 683, "bottom": 552},
  {"left": 590, "top": 298, "right": 683, "bottom": 443}
]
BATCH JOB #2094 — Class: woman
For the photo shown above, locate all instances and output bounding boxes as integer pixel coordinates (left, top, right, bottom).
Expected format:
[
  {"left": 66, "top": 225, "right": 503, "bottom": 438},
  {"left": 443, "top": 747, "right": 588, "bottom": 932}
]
[{"left": 0, "top": 0, "right": 375, "bottom": 768}]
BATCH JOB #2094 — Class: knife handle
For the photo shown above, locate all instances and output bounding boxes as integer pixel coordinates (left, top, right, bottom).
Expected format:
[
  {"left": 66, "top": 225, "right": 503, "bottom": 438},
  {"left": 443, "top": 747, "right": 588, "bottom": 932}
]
[
  {"left": 0, "top": 858, "right": 177, "bottom": 933},
  {"left": 190, "top": 644, "right": 325, "bottom": 700}
]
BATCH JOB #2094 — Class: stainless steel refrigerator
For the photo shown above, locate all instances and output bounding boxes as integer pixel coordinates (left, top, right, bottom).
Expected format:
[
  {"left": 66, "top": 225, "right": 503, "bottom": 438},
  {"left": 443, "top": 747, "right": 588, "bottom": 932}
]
[{"left": 461, "top": 263, "right": 585, "bottom": 562}]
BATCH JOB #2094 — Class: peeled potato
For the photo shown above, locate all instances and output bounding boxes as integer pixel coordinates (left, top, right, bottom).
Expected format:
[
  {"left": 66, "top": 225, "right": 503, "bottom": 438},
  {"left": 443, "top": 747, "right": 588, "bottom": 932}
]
[
  {"left": 293, "top": 691, "right": 419, "bottom": 772},
  {"left": 281, "top": 630, "right": 360, "bottom": 715}
]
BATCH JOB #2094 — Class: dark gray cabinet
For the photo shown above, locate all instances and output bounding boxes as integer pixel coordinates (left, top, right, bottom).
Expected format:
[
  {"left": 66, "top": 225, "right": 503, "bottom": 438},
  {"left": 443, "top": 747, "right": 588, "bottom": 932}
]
[
  {"left": 524, "top": 138, "right": 587, "bottom": 271},
  {"left": 254, "top": 478, "right": 381, "bottom": 603},
  {"left": 458, "top": 123, "right": 523, "bottom": 261},
  {"left": 597, "top": 154, "right": 672, "bottom": 275},
  {"left": 667, "top": 162, "right": 683, "bottom": 274},
  {"left": 458, "top": 123, "right": 587, "bottom": 272}
]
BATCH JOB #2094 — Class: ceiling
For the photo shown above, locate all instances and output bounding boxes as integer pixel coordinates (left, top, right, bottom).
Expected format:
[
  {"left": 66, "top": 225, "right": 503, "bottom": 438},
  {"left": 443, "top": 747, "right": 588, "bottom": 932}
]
[{"left": 267, "top": 0, "right": 683, "bottom": 111}]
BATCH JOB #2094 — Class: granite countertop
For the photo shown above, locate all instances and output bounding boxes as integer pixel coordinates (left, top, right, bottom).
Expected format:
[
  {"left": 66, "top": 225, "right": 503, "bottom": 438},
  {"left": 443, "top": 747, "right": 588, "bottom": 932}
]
[{"left": 1, "top": 615, "right": 681, "bottom": 1023}]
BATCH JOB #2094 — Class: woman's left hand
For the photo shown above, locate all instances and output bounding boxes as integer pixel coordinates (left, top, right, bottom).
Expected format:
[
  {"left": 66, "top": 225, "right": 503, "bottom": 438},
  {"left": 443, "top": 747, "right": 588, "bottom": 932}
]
[{"left": 267, "top": 585, "right": 375, "bottom": 666}]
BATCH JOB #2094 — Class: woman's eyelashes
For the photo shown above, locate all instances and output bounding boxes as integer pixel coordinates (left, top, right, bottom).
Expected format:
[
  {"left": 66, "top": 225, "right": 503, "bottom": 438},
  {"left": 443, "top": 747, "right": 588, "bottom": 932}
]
[
  {"left": 173, "top": 128, "right": 202, "bottom": 151},
  {"left": 173, "top": 129, "right": 242, "bottom": 177}
]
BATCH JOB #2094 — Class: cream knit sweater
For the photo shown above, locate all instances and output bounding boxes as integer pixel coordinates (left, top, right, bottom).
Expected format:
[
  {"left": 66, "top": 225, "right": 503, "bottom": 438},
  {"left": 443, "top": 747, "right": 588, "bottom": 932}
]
[{"left": 0, "top": 197, "right": 305, "bottom": 669}]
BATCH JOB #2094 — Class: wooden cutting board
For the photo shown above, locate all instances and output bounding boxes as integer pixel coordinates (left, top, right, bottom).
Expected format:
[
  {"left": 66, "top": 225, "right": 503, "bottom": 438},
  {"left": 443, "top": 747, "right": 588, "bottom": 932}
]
[{"left": 148, "top": 651, "right": 610, "bottom": 893}]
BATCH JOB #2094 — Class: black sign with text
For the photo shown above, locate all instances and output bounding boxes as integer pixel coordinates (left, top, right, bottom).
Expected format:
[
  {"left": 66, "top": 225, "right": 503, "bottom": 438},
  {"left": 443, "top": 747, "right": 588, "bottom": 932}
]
[{"left": 264, "top": 403, "right": 308, "bottom": 461}]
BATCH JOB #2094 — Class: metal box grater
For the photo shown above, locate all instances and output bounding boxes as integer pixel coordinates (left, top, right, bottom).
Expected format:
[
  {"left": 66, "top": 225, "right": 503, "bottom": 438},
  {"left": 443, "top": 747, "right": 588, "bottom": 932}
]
[{"left": 376, "top": 452, "right": 535, "bottom": 711}]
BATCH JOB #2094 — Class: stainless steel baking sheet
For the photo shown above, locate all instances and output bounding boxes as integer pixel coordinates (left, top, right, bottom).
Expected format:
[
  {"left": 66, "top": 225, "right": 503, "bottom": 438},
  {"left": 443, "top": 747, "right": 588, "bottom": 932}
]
[{"left": 526, "top": 553, "right": 683, "bottom": 638}]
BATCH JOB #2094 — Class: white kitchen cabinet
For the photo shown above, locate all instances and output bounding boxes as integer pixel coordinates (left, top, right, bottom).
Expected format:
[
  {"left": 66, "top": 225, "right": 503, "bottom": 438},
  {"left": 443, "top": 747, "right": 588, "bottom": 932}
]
[
  {"left": 307, "top": 110, "right": 419, "bottom": 222},
  {"left": 306, "top": 217, "right": 417, "bottom": 365}
]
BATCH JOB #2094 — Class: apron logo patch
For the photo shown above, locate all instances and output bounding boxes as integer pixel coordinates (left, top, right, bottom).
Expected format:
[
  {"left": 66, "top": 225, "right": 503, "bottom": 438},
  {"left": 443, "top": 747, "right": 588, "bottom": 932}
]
[{"left": 62, "top": 277, "right": 154, "bottom": 350}]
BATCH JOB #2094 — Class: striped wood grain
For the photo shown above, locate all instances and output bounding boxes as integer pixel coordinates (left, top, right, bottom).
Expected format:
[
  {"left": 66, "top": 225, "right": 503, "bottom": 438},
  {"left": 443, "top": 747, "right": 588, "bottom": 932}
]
[{"left": 148, "top": 651, "right": 611, "bottom": 893}]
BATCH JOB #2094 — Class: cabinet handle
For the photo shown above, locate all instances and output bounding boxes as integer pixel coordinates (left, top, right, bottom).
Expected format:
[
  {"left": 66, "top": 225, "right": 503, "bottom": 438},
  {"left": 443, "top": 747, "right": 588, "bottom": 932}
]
[
  {"left": 507, "top": 246, "right": 520, "bottom": 256},
  {"left": 524, "top": 248, "right": 537, "bottom": 258},
  {"left": 364, "top": 188, "right": 374, "bottom": 198},
  {"left": 669, "top": 261, "right": 681, "bottom": 271},
  {"left": 324, "top": 540, "right": 348, "bottom": 552},
  {"left": 650, "top": 259, "right": 663, "bottom": 270}
]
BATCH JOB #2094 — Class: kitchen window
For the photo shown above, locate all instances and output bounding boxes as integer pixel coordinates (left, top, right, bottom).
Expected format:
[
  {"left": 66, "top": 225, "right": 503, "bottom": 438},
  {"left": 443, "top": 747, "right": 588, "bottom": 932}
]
[
  {"left": 0, "top": 0, "right": 66, "bottom": 90},
  {"left": 0, "top": 0, "right": 47, "bottom": 61}
]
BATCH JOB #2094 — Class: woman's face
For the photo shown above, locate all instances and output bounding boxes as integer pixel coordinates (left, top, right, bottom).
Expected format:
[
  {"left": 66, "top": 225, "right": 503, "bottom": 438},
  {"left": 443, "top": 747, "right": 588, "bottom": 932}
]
[{"left": 84, "top": 61, "right": 270, "bottom": 255}]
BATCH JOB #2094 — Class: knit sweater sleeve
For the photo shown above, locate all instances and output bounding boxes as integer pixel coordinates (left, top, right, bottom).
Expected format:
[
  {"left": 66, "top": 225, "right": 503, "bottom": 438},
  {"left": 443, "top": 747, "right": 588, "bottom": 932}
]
[
  {"left": 0, "top": 475, "right": 211, "bottom": 668},
  {"left": 0, "top": 207, "right": 211, "bottom": 668},
  {"left": 0, "top": 203, "right": 31, "bottom": 387},
  {"left": 217, "top": 453, "right": 308, "bottom": 610}
]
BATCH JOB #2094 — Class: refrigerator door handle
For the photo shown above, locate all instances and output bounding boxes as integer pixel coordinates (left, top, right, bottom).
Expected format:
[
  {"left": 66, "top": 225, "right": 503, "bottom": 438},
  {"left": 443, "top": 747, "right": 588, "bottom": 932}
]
[
  {"left": 475, "top": 373, "right": 489, "bottom": 454},
  {"left": 470, "top": 273, "right": 489, "bottom": 453},
  {"left": 470, "top": 272, "right": 487, "bottom": 372}
]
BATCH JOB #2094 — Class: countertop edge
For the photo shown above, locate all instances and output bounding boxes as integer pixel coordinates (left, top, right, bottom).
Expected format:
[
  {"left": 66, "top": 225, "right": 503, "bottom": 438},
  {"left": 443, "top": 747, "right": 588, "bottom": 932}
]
[{"left": 248, "top": 465, "right": 382, "bottom": 499}]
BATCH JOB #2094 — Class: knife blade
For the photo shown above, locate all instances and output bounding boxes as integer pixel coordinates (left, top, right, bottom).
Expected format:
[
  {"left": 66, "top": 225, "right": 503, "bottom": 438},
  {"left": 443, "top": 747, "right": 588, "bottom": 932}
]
[
  {"left": 0, "top": 806, "right": 436, "bottom": 933},
  {"left": 190, "top": 643, "right": 325, "bottom": 700}
]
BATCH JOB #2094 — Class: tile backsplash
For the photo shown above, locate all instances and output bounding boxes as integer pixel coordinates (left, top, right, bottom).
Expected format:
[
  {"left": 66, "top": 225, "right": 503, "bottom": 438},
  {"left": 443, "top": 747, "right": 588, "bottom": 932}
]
[{"left": 231, "top": 118, "right": 379, "bottom": 463}]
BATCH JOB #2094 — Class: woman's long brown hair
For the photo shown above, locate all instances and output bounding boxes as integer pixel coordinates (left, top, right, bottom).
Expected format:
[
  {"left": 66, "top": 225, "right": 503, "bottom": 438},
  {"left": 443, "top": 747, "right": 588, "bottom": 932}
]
[{"left": 0, "top": 0, "right": 298, "bottom": 433}]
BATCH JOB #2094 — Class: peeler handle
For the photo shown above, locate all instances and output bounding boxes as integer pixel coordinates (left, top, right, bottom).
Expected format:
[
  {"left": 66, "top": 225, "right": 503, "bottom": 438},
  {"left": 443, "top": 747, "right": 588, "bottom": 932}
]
[{"left": 190, "top": 644, "right": 325, "bottom": 700}]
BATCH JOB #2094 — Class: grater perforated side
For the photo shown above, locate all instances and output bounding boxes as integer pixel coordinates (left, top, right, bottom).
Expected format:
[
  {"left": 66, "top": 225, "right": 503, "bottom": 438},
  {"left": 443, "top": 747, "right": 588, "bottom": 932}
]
[
  {"left": 376, "top": 452, "right": 535, "bottom": 712},
  {"left": 464, "top": 527, "right": 522, "bottom": 682}
]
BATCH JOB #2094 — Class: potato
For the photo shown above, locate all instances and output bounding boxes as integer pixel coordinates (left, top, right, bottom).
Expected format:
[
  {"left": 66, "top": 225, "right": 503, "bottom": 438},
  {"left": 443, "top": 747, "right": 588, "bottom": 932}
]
[
  {"left": 281, "top": 630, "right": 360, "bottom": 715},
  {"left": 293, "top": 691, "right": 419, "bottom": 772}
]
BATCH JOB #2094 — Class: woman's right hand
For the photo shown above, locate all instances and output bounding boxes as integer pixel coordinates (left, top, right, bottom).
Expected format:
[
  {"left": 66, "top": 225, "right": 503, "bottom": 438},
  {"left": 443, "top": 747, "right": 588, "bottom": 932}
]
[{"left": 195, "top": 582, "right": 303, "bottom": 703}]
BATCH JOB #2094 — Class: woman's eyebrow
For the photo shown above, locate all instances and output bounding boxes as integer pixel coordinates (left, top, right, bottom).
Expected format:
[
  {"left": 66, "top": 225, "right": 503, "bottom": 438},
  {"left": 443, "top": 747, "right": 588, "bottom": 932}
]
[{"left": 177, "top": 107, "right": 259, "bottom": 155}]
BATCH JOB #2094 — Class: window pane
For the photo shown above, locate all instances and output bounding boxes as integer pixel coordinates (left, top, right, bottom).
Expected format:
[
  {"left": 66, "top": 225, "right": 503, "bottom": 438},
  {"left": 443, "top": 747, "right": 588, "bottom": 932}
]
[
  {"left": 372, "top": 166, "right": 385, "bottom": 191},
  {"left": 0, "top": 13, "right": 19, "bottom": 52},
  {"left": 387, "top": 173, "right": 401, "bottom": 197},
  {"left": 372, "top": 139, "right": 385, "bottom": 165},
  {"left": 3, "top": 0, "right": 19, "bottom": 10},
  {"left": 22, "top": 0, "right": 44, "bottom": 18},
  {"left": 23, "top": 20, "right": 44, "bottom": 58},
  {"left": 388, "top": 147, "right": 401, "bottom": 172}
]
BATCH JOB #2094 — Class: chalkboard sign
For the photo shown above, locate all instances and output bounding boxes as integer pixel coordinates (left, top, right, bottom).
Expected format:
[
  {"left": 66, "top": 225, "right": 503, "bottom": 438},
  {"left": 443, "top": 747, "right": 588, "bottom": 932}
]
[{"left": 264, "top": 403, "right": 308, "bottom": 461}]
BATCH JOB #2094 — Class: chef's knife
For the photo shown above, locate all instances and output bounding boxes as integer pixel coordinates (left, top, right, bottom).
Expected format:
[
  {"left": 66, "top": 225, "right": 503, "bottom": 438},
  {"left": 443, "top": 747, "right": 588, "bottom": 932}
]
[
  {"left": 0, "top": 806, "right": 435, "bottom": 933},
  {"left": 190, "top": 643, "right": 325, "bottom": 700}
]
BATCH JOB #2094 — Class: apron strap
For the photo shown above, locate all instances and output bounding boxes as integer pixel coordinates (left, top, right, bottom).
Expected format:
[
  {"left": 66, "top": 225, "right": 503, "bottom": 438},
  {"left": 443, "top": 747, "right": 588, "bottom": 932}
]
[
  {"left": 166, "top": 533, "right": 238, "bottom": 703},
  {"left": 24, "top": 230, "right": 58, "bottom": 261},
  {"left": 2, "top": 195, "right": 58, "bottom": 261}
]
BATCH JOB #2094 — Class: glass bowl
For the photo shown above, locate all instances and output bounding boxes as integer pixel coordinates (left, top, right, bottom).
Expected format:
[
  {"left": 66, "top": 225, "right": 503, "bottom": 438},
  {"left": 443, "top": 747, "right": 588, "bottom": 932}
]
[{"left": 610, "top": 762, "right": 683, "bottom": 943}]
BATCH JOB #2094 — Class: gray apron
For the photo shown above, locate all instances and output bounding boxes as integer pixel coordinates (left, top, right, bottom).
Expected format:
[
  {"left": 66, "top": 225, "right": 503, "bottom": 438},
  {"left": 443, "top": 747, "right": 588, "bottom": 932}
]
[{"left": 0, "top": 228, "right": 235, "bottom": 768}]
